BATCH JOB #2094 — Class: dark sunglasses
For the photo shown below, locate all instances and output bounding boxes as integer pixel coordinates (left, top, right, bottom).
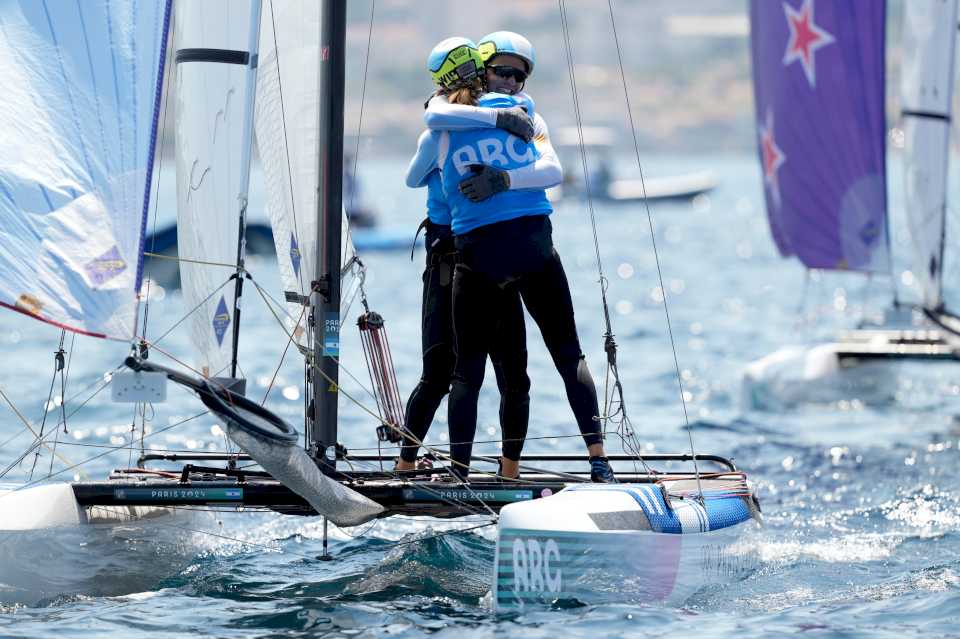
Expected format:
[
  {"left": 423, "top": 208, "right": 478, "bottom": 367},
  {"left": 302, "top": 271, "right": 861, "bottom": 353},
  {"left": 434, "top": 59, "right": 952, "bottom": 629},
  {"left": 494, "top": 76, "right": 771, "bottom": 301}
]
[{"left": 488, "top": 65, "right": 528, "bottom": 83}]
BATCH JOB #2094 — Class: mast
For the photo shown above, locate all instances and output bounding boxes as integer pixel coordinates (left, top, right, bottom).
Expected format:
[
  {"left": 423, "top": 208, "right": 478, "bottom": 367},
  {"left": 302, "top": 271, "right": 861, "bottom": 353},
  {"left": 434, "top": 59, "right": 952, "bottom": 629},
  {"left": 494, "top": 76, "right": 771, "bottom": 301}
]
[
  {"left": 229, "top": 0, "right": 265, "bottom": 379},
  {"left": 310, "top": 0, "right": 347, "bottom": 470}
]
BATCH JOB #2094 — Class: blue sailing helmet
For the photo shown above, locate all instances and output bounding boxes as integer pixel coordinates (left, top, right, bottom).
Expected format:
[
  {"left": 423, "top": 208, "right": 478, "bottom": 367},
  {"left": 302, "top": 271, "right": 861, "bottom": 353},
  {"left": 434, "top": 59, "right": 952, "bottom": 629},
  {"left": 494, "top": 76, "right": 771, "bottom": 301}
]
[
  {"left": 427, "top": 37, "right": 484, "bottom": 88},
  {"left": 477, "top": 31, "right": 536, "bottom": 75}
]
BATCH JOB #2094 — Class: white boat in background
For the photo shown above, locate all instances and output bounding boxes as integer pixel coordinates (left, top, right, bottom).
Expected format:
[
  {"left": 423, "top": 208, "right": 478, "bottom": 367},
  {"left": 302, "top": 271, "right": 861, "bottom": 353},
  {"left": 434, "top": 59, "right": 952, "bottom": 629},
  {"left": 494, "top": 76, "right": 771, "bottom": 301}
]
[
  {"left": 549, "top": 126, "right": 717, "bottom": 204},
  {"left": 741, "top": 0, "right": 960, "bottom": 410}
]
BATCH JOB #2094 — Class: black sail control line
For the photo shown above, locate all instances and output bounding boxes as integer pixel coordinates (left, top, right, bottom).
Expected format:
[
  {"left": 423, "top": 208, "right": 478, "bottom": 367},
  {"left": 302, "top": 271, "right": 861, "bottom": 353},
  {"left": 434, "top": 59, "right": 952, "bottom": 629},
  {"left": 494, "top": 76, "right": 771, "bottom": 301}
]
[
  {"left": 176, "top": 48, "right": 250, "bottom": 65},
  {"left": 124, "top": 357, "right": 297, "bottom": 444}
]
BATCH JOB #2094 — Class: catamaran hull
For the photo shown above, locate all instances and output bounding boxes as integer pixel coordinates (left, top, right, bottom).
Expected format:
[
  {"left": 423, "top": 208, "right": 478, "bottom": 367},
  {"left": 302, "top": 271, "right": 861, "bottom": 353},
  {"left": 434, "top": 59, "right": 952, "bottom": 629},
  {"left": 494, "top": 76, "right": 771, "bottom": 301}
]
[
  {"left": 492, "top": 483, "right": 760, "bottom": 609},
  {"left": 0, "top": 483, "right": 201, "bottom": 606},
  {"left": 741, "top": 344, "right": 896, "bottom": 411}
]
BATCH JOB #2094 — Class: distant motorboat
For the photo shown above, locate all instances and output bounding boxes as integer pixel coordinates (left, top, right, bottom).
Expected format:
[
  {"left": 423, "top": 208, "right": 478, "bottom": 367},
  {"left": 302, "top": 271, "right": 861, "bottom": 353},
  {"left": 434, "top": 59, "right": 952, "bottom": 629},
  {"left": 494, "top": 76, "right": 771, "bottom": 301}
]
[{"left": 550, "top": 126, "right": 717, "bottom": 203}]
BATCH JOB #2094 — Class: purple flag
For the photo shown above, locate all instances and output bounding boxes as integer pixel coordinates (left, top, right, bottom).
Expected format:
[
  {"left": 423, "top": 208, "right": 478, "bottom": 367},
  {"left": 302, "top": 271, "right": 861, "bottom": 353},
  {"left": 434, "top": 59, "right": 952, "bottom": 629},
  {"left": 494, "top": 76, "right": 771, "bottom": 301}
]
[{"left": 750, "top": 0, "right": 888, "bottom": 272}]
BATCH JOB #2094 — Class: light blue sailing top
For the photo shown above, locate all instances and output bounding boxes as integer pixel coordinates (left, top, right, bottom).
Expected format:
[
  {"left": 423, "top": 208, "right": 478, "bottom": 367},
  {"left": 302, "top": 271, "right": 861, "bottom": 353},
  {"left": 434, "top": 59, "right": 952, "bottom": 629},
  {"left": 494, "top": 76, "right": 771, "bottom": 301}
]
[
  {"left": 424, "top": 169, "right": 451, "bottom": 225},
  {"left": 438, "top": 93, "right": 552, "bottom": 234},
  {"left": 406, "top": 93, "right": 562, "bottom": 231}
]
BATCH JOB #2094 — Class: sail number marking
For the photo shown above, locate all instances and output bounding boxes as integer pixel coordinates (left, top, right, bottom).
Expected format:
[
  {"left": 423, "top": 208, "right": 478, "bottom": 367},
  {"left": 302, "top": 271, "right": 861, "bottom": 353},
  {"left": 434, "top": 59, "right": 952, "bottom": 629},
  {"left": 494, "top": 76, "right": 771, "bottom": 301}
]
[{"left": 512, "top": 538, "right": 562, "bottom": 596}]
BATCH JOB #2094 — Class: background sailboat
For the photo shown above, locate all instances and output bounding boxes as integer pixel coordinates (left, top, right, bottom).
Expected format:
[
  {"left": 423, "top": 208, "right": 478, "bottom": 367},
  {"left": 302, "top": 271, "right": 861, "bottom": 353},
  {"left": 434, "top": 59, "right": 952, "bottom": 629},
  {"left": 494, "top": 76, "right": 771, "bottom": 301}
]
[{"left": 742, "top": 0, "right": 960, "bottom": 410}]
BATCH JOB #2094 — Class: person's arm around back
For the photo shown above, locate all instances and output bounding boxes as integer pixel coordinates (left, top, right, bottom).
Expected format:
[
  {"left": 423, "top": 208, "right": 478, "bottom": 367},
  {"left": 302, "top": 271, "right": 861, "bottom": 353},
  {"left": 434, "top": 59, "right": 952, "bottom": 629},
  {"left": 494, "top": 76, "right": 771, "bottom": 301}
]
[
  {"left": 406, "top": 129, "right": 440, "bottom": 188},
  {"left": 505, "top": 113, "right": 562, "bottom": 190}
]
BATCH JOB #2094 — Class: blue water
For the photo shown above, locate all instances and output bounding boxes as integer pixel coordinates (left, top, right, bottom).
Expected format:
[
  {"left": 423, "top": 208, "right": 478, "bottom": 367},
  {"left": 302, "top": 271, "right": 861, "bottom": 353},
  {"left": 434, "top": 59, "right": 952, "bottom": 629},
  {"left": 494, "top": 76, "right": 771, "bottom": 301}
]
[{"left": 2, "top": 154, "right": 960, "bottom": 637}]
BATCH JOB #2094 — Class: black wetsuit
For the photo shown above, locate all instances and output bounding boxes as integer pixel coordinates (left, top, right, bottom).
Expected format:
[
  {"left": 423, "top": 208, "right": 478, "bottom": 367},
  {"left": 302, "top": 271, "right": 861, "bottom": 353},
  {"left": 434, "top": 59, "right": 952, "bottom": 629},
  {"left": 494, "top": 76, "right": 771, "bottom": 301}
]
[
  {"left": 400, "top": 220, "right": 530, "bottom": 464},
  {"left": 447, "top": 214, "right": 602, "bottom": 473}
]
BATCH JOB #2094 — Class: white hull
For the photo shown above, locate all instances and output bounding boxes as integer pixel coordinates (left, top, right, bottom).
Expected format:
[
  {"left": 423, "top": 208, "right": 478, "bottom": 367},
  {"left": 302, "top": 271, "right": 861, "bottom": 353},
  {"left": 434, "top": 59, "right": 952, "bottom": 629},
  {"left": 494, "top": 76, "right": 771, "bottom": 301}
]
[
  {"left": 741, "top": 343, "right": 897, "bottom": 411},
  {"left": 0, "top": 483, "right": 202, "bottom": 606},
  {"left": 492, "top": 483, "right": 760, "bottom": 609}
]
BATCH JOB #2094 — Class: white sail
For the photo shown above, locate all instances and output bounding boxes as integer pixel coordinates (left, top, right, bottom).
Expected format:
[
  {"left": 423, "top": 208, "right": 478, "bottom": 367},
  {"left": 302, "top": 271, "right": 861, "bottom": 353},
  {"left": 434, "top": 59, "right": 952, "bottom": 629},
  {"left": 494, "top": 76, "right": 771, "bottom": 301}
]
[
  {"left": 254, "top": 0, "right": 356, "bottom": 346},
  {"left": 901, "top": 0, "right": 958, "bottom": 311},
  {"left": 174, "top": 0, "right": 260, "bottom": 377},
  {"left": 0, "top": 0, "right": 171, "bottom": 339}
]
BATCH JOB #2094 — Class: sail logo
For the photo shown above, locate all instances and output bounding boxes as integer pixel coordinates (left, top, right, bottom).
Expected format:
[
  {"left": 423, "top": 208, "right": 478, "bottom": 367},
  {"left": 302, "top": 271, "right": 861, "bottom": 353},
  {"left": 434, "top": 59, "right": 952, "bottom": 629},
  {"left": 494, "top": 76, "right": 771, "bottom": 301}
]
[
  {"left": 450, "top": 137, "right": 535, "bottom": 176},
  {"left": 84, "top": 245, "right": 127, "bottom": 287},
  {"left": 512, "top": 538, "right": 562, "bottom": 597},
  {"left": 212, "top": 296, "right": 231, "bottom": 346},
  {"left": 15, "top": 293, "right": 43, "bottom": 315},
  {"left": 290, "top": 233, "right": 301, "bottom": 278}
]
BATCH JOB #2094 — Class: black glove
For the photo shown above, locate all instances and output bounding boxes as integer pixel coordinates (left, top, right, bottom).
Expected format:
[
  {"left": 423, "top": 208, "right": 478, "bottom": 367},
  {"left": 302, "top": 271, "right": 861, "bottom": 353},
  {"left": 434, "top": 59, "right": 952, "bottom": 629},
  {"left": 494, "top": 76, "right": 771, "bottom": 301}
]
[
  {"left": 459, "top": 164, "right": 510, "bottom": 202},
  {"left": 495, "top": 106, "right": 534, "bottom": 142}
]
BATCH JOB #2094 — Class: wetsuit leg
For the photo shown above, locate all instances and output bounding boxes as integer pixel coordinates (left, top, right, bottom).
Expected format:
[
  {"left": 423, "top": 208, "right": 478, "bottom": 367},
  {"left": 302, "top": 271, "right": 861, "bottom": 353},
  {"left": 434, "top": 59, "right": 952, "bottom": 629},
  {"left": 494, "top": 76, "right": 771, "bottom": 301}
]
[
  {"left": 517, "top": 248, "right": 603, "bottom": 448},
  {"left": 447, "top": 263, "right": 498, "bottom": 475},
  {"left": 489, "top": 284, "right": 530, "bottom": 461},
  {"left": 400, "top": 254, "right": 454, "bottom": 463}
]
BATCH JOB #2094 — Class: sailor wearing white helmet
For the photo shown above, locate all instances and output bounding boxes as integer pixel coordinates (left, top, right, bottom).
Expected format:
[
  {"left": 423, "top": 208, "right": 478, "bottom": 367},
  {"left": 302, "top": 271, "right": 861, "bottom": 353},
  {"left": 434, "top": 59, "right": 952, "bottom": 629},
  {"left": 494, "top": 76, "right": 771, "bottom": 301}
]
[
  {"left": 408, "top": 32, "right": 617, "bottom": 483},
  {"left": 398, "top": 37, "right": 531, "bottom": 478}
]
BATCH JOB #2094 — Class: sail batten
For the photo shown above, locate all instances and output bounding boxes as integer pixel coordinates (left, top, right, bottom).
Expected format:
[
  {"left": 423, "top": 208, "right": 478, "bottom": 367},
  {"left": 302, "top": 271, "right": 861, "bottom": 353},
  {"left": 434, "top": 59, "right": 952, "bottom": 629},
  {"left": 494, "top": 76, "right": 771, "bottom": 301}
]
[
  {"left": 750, "top": 0, "right": 888, "bottom": 274},
  {"left": 0, "top": 0, "right": 171, "bottom": 340}
]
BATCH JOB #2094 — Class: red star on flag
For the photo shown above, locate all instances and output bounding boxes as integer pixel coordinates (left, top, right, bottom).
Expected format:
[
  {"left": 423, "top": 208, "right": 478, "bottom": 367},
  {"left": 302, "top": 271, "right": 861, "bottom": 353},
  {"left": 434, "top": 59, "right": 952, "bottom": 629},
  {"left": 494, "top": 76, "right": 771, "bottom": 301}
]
[
  {"left": 782, "top": 0, "right": 835, "bottom": 88},
  {"left": 759, "top": 109, "right": 786, "bottom": 208}
]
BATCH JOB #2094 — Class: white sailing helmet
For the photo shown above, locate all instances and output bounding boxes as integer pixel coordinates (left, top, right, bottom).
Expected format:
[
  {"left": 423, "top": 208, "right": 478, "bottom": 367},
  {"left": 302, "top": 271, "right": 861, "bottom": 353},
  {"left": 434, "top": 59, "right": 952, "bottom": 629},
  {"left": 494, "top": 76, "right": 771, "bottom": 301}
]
[{"left": 477, "top": 31, "right": 536, "bottom": 75}]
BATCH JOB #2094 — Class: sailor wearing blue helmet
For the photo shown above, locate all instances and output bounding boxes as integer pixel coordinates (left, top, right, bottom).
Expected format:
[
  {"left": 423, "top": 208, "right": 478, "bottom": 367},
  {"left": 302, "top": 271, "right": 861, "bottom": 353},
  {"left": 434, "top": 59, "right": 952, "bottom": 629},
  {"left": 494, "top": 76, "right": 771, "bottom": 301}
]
[
  {"left": 397, "top": 38, "right": 531, "bottom": 479},
  {"left": 407, "top": 31, "right": 617, "bottom": 483}
]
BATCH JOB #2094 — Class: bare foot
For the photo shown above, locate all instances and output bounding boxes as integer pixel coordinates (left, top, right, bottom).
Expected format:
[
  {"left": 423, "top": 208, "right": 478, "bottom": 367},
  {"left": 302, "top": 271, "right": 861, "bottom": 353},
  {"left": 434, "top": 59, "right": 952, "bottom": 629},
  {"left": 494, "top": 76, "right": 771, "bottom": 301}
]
[
  {"left": 499, "top": 457, "right": 520, "bottom": 479},
  {"left": 395, "top": 459, "right": 416, "bottom": 471}
]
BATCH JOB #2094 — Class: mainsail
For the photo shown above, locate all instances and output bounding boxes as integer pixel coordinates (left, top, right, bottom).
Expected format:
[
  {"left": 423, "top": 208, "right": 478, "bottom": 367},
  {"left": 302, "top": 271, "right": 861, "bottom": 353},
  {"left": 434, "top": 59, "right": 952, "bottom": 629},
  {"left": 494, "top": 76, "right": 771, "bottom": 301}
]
[
  {"left": 174, "top": 0, "right": 260, "bottom": 377},
  {"left": 901, "top": 0, "right": 958, "bottom": 312},
  {"left": 255, "top": 0, "right": 357, "bottom": 347},
  {"left": 749, "top": 0, "right": 889, "bottom": 273},
  {"left": 0, "top": 0, "right": 171, "bottom": 339}
]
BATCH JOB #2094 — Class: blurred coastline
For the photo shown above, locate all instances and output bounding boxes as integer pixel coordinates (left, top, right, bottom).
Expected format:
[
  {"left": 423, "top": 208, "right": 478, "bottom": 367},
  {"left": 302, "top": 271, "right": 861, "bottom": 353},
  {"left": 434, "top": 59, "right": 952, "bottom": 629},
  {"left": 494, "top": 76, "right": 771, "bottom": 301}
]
[{"left": 160, "top": 0, "right": 914, "bottom": 157}]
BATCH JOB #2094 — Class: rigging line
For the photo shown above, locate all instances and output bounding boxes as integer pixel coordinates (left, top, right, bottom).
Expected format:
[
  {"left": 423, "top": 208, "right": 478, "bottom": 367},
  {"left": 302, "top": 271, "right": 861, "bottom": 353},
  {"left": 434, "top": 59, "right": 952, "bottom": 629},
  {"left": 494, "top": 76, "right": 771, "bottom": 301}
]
[
  {"left": 60, "top": 331, "right": 77, "bottom": 432},
  {"left": 0, "top": 411, "right": 208, "bottom": 499},
  {"left": 48, "top": 336, "right": 70, "bottom": 477},
  {"left": 247, "top": 275, "right": 306, "bottom": 333},
  {"left": 140, "top": 12, "right": 177, "bottom": 343},
  {"left": 604, "top": 0, "right": 703, "bottom": 498},
  {"left": 303, "top": 358, "right": 501, "bottom": 515},
  {"left": 0, "top": 365, "right": 121, "bottom": 462},
  {"left": 244, "top": 276, "right": 381, "bottom": 407},
  {"left": 0, "top": 387, "right": 84, "bottom": 480},
  {"left": 259, "top": 322, "right": 296, "bottom": 406},
  {"left": 346, "top": 430, "right": 602, "bottom": 453},
  {"left": 557, "top": 0, "right": 651, "bottom": 477},
  {"left": 343, "top": 0, "right": 376, "bottom": 252},
  {"left": 141, "top": 252, "right": 240, "bottom": 269},
  {"left": 29, "top": 330, "right": 67, "bottom": 480},
  {"left": 267, "top": 0, "right": 306, "bottom": 295},
  {"left": 148, "top": 276, "right": 234, "bottom": 347}
]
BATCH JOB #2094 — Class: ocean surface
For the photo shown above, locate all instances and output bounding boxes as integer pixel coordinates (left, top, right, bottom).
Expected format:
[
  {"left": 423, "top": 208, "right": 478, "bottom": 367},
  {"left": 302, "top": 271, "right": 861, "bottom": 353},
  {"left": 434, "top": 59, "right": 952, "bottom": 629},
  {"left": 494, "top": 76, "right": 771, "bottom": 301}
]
[{"left": 2, "top": 153, "right": 960, "bottom": 637}]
